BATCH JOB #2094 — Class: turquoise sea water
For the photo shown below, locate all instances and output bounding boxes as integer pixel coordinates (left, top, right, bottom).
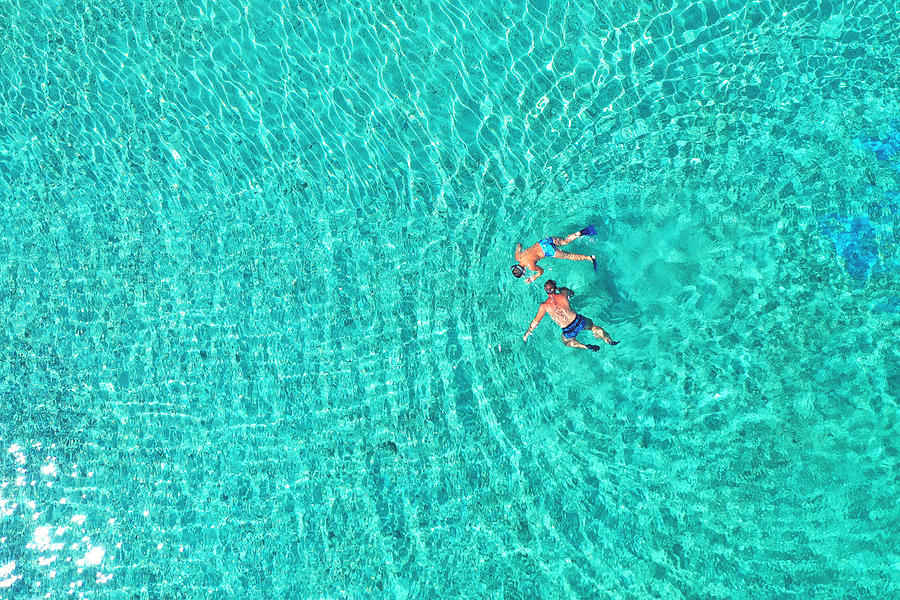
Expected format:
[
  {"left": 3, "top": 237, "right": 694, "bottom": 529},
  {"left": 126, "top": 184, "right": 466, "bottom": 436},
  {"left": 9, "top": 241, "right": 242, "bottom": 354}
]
[{"left": 1, "top": 0, "right": 899, "bottom": 597}]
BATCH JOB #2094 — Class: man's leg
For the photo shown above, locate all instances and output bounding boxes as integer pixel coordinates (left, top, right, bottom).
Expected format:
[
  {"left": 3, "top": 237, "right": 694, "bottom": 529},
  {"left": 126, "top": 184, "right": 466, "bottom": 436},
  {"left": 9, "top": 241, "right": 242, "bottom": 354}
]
[
  {"left": 562, "top": 336, "right": 600, "bottom": 351},
  {"left": 583, "top": 317, "right": 618, "bottom": 345}
]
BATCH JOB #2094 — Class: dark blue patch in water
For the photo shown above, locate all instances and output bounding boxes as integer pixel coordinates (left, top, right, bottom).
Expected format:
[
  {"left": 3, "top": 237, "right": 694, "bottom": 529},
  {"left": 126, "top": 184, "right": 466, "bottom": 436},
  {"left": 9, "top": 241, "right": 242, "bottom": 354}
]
[
  {"left": 819, "top": 214, "right": 881, "bottom": 285},
  {"left": 854, "top": 119, "right": 900, "bottom": 163},
  {"left": 869, "top": 190, "right": 897, "bottom": 214},
  {"left": 824, "top": 122, "right": 900, "bottom": 286},
  {"left": 872, "top": 296, "right": 900, "bottom": 314}
]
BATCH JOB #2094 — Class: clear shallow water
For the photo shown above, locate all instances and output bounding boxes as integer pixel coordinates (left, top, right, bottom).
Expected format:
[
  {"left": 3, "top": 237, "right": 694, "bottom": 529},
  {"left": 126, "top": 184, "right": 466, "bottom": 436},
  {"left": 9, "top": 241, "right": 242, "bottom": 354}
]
[{"left": 1, "top": 0, "right": 899, "bottom": 597}]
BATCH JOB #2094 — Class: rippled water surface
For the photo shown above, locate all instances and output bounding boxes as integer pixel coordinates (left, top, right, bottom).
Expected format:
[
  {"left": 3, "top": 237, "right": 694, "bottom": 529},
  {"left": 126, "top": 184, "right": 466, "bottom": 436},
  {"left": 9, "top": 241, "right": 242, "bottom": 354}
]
[{"left": 1, "top": 0, "right": 899, "bottom": 597}]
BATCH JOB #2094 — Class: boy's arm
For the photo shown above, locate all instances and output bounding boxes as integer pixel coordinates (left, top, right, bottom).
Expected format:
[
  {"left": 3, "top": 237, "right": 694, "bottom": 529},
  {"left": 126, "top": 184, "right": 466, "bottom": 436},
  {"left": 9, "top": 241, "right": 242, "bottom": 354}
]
[{"left": 524, "top": 265, "right": 543, "bottom": 284}]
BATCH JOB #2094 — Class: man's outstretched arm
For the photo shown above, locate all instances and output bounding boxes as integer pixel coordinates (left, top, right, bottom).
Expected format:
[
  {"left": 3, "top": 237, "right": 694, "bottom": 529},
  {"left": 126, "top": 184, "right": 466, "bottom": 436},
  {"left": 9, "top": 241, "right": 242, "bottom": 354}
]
[{"left": 523, "top": 305, "right": 547, "bottom": 341}]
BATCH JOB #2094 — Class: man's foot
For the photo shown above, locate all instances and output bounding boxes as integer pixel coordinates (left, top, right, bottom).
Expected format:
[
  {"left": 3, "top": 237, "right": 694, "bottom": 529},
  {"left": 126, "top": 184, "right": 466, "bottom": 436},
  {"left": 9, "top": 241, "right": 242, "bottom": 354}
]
[
  {"left": 586, "top": 344, "right": 601, "bottom": 352},
  {"left": 591, "top": 255, "right": 597, "bottom": 271},
  {"left": 608, "top": 340, "right": 619, "bottom": 345}
]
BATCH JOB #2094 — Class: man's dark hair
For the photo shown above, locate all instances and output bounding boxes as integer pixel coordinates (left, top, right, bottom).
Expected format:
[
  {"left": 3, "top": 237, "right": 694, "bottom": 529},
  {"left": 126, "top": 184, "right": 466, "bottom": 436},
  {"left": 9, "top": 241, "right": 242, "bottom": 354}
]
[
  {"left": 544, "top": 279, "right": 557, "bottom": 292},
  {"left": 511, "top": 265, "right": 525, "bottom": 278}
]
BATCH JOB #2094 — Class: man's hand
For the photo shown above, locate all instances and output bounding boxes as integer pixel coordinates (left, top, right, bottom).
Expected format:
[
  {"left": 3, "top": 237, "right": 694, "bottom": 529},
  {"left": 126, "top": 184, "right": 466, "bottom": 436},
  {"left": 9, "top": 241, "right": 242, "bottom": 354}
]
[{"left": 524, "top": 307, "right": 545, "bottom": 342}]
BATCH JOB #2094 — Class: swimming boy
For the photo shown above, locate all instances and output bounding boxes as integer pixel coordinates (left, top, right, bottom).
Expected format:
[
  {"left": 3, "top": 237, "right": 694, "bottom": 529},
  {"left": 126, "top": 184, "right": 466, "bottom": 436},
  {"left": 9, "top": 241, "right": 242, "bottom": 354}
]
[
  {"left": 511, "top": 227, "right": 597, "bottom": 284},
  {"left": 523, "top": 280, "right": 619, "bottom": 351}
]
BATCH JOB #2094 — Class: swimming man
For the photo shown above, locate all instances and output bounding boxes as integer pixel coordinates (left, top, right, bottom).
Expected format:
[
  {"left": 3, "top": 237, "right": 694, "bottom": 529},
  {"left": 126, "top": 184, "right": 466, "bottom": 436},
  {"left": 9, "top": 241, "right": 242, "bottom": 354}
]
[
  {"left": 511, "top": 226, "right": 597, "bottom": 284},
  {"left": 523, "top": 280, "right": 619, "bottom": 351}
]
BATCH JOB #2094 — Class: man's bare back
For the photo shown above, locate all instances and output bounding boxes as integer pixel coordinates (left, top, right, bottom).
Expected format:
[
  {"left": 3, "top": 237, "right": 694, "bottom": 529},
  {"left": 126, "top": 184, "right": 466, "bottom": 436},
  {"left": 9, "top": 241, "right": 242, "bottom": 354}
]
[
  {"left": 542, "top": 288, "right": 578, "bottom": 328},
  {"left": 523, "top": 280, "right": 619, "bottom": 351}
]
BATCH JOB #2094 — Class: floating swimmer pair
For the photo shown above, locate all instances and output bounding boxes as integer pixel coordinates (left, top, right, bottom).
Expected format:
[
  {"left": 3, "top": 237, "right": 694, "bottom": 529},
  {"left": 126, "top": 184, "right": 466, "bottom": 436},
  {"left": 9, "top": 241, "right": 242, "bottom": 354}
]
[{"left": 514, "top": 226, "right": 619, "bottom": 352}]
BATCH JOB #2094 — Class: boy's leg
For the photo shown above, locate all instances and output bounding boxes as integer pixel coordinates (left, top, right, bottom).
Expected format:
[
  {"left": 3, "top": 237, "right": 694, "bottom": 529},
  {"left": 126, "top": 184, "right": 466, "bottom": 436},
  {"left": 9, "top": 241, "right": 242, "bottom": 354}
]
[
  {"left": 552, "top": 230, "right": 582, "bottom": 247},
  {"left": 553, "top": 249, "right": 594, "bottom": 262}
]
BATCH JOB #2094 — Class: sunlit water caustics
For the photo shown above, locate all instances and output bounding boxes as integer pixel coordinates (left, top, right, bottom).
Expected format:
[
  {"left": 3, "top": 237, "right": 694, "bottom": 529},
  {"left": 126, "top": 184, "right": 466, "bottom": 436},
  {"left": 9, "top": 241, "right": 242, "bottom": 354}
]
[{"left": 1, "top": 0, "right": 899, "bottom": 598}]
